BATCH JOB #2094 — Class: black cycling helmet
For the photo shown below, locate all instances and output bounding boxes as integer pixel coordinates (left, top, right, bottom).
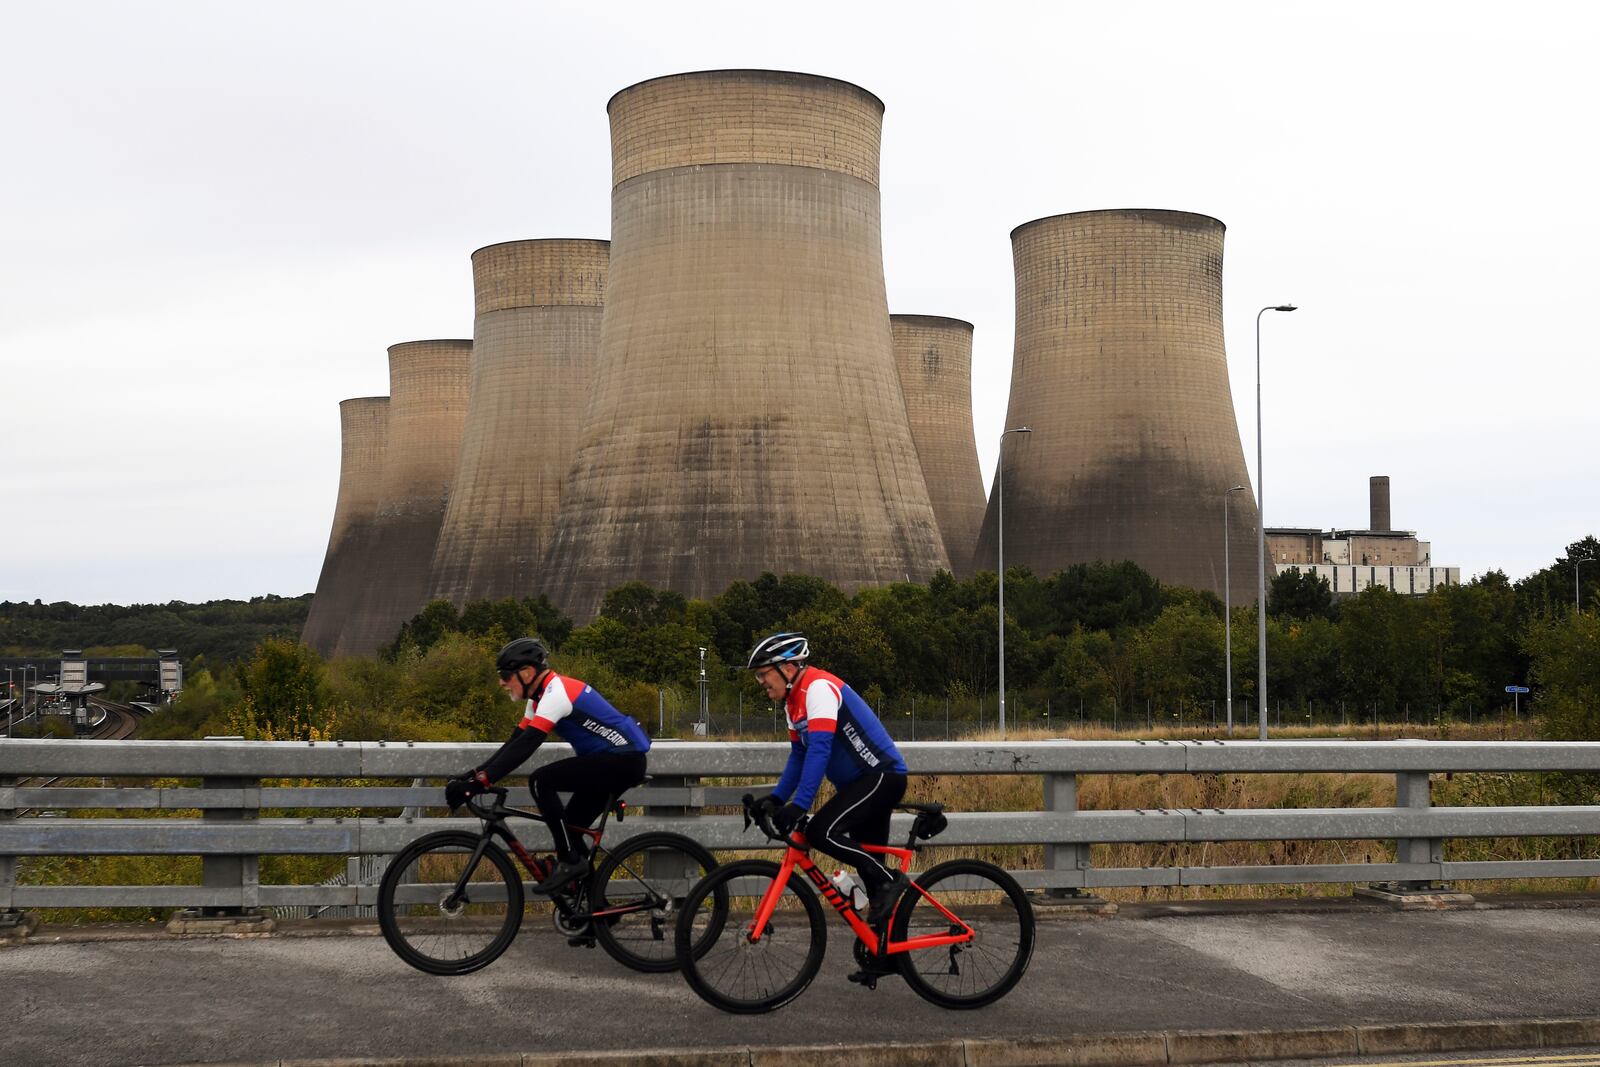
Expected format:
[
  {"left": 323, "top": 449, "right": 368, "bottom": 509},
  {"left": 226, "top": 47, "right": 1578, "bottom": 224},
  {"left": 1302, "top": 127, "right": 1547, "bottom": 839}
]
[
  {"left": 746, "top": 632, "right": 809, "bottom": 670},
  {"left": 495, "top": 637, "right": 549, "bottom": 677}
]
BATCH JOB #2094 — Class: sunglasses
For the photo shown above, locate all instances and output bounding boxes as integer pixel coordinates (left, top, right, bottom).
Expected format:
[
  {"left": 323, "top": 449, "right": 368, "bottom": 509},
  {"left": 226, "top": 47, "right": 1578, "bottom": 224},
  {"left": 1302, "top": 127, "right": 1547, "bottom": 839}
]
[{"left": 497, "top": 669, "right": 516, "bottom": 681}]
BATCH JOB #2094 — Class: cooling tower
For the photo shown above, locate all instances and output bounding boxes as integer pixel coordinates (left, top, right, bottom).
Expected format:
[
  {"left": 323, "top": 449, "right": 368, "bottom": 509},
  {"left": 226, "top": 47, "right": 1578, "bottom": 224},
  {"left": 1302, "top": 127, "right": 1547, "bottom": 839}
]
[
  {"left": 339, "top": 339, "right": 471, "bottom": 655},
  {"left": 1370, "top": 475, "right": 1391, "bottom": 532},
  {"left": 890, "top": 315, "right": 986, "bottom": 577},
  {"left": 428, "top": 240, "right": 609, "bottom": 605},
  {"left": 301, "top": 397, "right": 389, "bottom": 658},
  {"left": 972, "top": 209, "right": 1260, "bottom": 604},
  {"left": 541, "top": 70, "right": 948, "bottom": 619}
]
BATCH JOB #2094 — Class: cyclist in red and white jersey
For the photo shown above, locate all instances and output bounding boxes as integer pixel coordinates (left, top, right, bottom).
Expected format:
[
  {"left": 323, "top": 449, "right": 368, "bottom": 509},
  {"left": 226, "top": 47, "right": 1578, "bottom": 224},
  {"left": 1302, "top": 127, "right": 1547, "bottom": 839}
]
[
  {"left": 446, "top": 637, "right": 651, "bottom": 892},
  {"left": 747, "top": 631, "right": 910, "bottom": 926}
]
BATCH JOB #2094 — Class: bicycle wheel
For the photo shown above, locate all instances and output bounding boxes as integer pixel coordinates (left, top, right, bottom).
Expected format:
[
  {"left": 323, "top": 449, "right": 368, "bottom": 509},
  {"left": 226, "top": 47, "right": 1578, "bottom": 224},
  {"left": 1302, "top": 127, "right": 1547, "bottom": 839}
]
[
  {"left": 891, "top": 858, "right": 1035, "bottom": 1009},
  {"left": 590, "top": 831, "right": 724, "bottom": 973},
  {"left": 674, "top": 859, "right": 826, "bottom": 1014},
  {"left": 377, "top": 830, "right": 524, "bottom": 975}
]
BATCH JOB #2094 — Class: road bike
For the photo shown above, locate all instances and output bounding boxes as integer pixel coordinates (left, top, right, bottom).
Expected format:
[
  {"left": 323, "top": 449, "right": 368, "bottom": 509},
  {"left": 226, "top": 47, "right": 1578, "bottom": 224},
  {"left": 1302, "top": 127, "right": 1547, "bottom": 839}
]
[
  {"left": 672, "top": 794, "right": 1034, "bottom": 1013},
  {"left": 377, "top": 784, "right": 726, "bottom": 975}
]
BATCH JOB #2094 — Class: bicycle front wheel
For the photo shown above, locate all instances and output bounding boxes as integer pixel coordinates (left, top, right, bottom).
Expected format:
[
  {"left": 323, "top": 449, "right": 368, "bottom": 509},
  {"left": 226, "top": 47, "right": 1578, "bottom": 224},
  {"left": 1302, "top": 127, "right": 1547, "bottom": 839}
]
[
  {"left": 591, "top": 831, "right": 723, "bottom": 973},
  {"left": 673, "top": 859, "right": 826, "bottom": 1014},
  {"left": 377, "top": 830, "right": 524, "bottom": 975},
  {"left": 891, "top": 858, "right": 1035, "bottom": 1009}
]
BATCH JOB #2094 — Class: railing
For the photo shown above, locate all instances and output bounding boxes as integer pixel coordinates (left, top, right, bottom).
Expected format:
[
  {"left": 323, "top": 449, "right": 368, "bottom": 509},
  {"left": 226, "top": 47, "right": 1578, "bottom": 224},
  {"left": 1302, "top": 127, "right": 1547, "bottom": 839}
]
[{"left": 1, "top": 738, "right": 1598, "bottom": 913}]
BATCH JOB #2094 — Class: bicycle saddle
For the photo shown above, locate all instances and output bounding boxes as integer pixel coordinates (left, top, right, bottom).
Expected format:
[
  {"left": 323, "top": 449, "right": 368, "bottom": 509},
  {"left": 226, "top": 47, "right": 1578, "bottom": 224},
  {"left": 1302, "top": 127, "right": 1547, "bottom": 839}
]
[
  {"left": 899, "top": 802, "right": 948, "bottom": 840},
  {"left": 897, "top": 801, "right": 945, "bottom": 814}
]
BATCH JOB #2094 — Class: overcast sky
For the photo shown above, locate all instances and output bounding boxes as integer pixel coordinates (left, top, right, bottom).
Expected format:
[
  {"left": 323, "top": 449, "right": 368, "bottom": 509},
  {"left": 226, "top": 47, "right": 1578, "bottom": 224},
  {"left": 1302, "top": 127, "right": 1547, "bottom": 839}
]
[{"left": 3, "top": 1, "right": 1595, "bottom": 605}]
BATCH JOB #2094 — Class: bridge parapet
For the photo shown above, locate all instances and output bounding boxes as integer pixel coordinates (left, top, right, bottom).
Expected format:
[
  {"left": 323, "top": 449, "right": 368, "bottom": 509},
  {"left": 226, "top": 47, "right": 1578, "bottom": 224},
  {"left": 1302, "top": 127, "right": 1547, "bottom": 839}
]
[{"left": 1, "top": 739, "right": 1597, "bottom": 916}]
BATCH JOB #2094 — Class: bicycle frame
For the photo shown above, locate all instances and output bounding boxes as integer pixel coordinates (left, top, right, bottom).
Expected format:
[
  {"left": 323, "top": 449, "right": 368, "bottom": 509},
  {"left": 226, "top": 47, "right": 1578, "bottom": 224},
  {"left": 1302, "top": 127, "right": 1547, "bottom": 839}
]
[{"left": 747, "top": 831, "right": 973, "bottom": 956}]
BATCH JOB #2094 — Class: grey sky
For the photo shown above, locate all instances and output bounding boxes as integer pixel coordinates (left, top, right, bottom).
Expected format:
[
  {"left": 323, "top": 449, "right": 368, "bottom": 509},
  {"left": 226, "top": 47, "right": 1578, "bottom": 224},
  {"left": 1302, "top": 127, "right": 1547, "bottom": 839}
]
[{"left": 3, "top": 1, "right": 1595, "bottom": 604}]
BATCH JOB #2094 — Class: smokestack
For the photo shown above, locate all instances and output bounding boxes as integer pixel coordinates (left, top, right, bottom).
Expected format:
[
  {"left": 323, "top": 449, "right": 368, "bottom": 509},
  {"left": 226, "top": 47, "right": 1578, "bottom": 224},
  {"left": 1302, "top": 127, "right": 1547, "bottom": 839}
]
[
  {"left": 972, "top": 209, "right": 1260, "bottom": 604},
  {"left": 541, "top": 70, "right": 948, "bottom": 619},
  {"left": 1370, "top": 475, "right": 1391, "bottom": 532},
  {"left": 428, "top": 239, "right": 609, "bottom": 605},
  {"left": 302, "top": 397, "right": 389, "bottom": 658},
  {"left": 340, "top": 340, "right": 471, "bottom": 655},
  {"left": 891, "top": 315, "right": 985, "bottom": 577}
]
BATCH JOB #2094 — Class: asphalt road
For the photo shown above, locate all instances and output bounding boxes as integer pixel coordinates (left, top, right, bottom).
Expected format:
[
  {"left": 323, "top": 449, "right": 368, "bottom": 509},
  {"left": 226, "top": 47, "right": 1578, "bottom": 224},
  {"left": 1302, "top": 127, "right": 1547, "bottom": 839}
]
[{"left": 3, "top": 903, "right": 1598, "bottom": 1066}]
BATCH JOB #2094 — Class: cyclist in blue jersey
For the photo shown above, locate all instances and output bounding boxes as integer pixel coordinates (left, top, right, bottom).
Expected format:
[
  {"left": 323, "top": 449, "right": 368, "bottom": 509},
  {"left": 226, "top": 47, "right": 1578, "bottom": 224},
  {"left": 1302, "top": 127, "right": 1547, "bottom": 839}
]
[
  {"left": 445, "top": 637, "right": 651, "bottom": 893},
  {"left": 747, "top": 632, "right": 910, "bottom": 926}
]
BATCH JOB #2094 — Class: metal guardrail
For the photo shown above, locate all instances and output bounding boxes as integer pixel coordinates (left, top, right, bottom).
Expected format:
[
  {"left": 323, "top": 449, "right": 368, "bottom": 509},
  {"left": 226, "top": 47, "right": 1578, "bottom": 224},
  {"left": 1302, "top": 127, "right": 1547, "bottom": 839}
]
[{"left": 0, "top": 738, "right": 1597, "bottom": 912}]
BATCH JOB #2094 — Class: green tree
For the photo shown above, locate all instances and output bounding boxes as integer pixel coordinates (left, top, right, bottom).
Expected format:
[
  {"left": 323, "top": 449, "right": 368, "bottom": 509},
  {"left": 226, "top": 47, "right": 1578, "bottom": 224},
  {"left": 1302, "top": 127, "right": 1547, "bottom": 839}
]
[
  {"left": 1268, "top": 569, "right": 1337, "bottom": 622},
  {"left": 234, "top": 639, "right": 326, "bottom": 733}
]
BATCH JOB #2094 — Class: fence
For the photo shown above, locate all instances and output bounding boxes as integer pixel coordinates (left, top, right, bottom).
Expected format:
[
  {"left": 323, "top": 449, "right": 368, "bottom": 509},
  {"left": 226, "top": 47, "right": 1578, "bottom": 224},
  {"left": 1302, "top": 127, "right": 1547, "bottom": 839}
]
[{"left": 1, "top": 738, "right": 1598, "bottom": 914}]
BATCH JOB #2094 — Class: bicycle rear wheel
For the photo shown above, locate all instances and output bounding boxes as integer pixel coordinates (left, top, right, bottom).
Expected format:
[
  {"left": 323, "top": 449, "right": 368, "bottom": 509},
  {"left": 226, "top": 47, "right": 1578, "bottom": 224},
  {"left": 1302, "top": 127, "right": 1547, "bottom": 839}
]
[
  {"left": 891, "top": 858, "right": 1035, "bottom": 1008},
  {"left": 591, "top": 831, "right": 723, "bottom": 973},
  {"left": 377, "top": 830, "right": 524, "bottom": 975},
  {"left": 673, "top": 859, "right": 826, "bottom": 1014}
]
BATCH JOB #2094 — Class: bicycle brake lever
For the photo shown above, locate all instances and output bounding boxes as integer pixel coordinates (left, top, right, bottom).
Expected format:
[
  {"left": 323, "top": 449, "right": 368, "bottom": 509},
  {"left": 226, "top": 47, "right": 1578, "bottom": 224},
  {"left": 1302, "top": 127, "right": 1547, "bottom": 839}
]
[{"left": 741, "top": 793, "right": 755, "bottom": 833}]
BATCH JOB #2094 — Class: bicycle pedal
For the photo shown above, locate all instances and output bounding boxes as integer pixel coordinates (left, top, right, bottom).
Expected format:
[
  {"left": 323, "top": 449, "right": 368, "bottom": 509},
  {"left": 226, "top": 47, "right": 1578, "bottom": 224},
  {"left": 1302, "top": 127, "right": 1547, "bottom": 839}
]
[
  {"left": 846, "top": 970, "right": 880, "bottom": 990},
  {"left": 567, "top": 936, "right": 596, "bottom": 949}
]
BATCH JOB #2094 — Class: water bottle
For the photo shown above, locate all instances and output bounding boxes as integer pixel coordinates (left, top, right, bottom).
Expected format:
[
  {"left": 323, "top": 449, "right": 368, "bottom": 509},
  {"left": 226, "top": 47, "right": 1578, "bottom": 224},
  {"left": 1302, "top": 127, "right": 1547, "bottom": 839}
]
[{"left": 830, "top": 869, "right": 869, "bottom": 912}]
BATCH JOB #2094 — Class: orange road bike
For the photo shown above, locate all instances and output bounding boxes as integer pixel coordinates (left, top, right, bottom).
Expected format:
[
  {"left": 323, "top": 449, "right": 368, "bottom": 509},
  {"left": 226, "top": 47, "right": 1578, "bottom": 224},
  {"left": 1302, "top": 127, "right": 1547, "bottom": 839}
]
[{"left": 673, "top": 794, "right": 1035, "bottom": 1012}]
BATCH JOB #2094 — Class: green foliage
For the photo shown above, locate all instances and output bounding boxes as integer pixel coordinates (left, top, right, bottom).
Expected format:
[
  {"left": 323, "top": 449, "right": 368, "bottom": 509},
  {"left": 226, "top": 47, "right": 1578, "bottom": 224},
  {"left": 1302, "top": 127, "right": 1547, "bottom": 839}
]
[
  {"left": 1269, "top": 569, "right": 1337, "bottom": 622},
  {"left": 0, "top": 594, "right": 311, "bottom": 663},
  {"left": 387, "top": 595, "right": 573, "bottom": 660}
]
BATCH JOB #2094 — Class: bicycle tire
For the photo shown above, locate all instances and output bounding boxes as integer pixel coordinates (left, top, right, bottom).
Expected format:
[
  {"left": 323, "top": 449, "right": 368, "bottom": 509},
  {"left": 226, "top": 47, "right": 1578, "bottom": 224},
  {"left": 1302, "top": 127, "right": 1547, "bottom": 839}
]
[
  {"left": 590, "top": 831, "right": 724, "bottom": 973},
  {"left": 890, "top": 858, "right": 1035, "bottom": 1009},
  {"left": 673, "top": 859, "right": 826, "bottom": 1014},
  {"left": 377, "top": 830, "right": 523, "bottom": 976}
]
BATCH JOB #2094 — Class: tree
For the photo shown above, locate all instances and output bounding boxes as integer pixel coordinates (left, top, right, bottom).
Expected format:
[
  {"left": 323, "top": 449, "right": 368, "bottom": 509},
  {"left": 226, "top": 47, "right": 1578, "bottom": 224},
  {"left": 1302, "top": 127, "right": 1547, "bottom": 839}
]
[
  {"left": 1268, "top": 569, "right": 1337, "bottom": 622},
  {"left": 234, "top": 639, "right": 326, "bottom": 734}
]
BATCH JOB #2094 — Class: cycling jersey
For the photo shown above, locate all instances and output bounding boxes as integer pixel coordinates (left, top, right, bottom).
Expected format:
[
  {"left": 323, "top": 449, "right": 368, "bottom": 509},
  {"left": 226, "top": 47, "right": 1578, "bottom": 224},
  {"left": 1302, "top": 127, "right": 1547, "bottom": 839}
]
[
  {"left": 772, "top": 667, "right": 906, "bottom": 809},
  {"left": 521, "top": 673, "right": 651, "bottom": 756}
]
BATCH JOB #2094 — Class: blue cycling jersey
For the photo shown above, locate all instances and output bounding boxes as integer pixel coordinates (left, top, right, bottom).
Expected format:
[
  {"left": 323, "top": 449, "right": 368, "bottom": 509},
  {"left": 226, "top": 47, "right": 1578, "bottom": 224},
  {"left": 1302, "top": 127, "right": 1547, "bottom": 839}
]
[{"left": 772, "top": 667, "right": 906, "bottom": 809}]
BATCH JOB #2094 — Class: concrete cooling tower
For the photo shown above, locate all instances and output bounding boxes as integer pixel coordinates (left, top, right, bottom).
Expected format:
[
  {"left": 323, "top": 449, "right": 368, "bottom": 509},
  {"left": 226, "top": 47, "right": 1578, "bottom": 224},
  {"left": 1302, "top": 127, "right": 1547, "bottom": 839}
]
[
  {"left": 428, "top": 239, "right": 609, "bottom": 606},
  {"left": 339, "top": 339, "right": 471, "bottom": 655},
  {"left": 972, "top": 209, "right": 1260, "bottom": 604},
  {"left": 890, "top": 315, "right": 986, "bottom": 577},
  {"left": 541, "top": 69, "right": 949, "bottom": 619},
  {"left": 301, "top": 397, "right": 389, "bottom": 658}
]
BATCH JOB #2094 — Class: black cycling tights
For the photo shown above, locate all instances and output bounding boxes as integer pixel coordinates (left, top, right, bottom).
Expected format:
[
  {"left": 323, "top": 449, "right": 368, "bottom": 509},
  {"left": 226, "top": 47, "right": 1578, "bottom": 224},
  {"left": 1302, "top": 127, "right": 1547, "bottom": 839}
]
[
  {"left": 808, "top": 771, "right": 907, "bottom": 893},
  {"left": 528, "top": 752, "right": 648, "bottom": 861}
]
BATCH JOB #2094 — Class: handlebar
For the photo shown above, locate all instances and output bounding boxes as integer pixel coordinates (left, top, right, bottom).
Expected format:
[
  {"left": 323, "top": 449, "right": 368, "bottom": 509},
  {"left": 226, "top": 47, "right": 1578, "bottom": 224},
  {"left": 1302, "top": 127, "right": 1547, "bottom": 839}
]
[
  {"left": 741, "top": 793, "right": 805, "bottom": 846},
  {"left": 464, "top": 786, "right": 508, "bottom": 816}
]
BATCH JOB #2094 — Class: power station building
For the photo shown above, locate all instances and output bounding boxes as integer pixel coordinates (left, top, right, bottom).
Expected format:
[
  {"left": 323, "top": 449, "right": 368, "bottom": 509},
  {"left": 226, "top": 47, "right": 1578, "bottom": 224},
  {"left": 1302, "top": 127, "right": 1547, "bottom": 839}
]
[
  {"left": 891, "top": 315, "right": 985, "bottom": 576},
  {"left": 337, "top": 340, "right": 471, "bottom": 655},
  {"left": 428, "top": 239, "right": 609, "bottom": 606},
  {"left": 539, "top": 70, "right": 949, "bottom": 620},
  {"left": 1269, "top": 476, "right": 1459, "bottom": 595},
  {"left": 302, "top": 396, "right": 390, "bottom": 658},
  {"left": 972, "top": 209, "right": 1260, "bottom": 604}
]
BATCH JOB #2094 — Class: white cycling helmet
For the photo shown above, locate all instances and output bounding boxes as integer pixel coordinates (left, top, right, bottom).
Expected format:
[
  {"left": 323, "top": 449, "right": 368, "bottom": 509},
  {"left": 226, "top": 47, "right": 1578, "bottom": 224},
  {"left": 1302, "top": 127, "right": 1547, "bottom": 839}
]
[{"left": 746, "top": 632, "right": 809, "bottom": 670}]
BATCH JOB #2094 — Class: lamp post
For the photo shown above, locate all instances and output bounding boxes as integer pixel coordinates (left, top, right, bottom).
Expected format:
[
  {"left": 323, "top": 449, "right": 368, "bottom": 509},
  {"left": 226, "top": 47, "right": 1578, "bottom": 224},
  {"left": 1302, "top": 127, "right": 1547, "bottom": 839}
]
[
  {"left": 996, "top": 425, "right": 1032, "bottom": 739},
  {"left": 1256, "top": 303, "right": 1296, "bottom": 740},
  {"left": 1577, "top": 558, "right": 1590, "bottom": 614},
  {"left": 4, "top": 668, "right": 12, "bottom": 737},
  {"left": 1224, "top": 485, "right": 1247, "bottom": 737}
]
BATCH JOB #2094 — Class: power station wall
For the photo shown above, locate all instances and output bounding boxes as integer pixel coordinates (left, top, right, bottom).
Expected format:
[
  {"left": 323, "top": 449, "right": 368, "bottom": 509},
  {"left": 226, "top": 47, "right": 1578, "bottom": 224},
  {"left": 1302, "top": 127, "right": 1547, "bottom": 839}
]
[
  {"left": 891, "top": 315, "right": 985, "bottom": 577},
  {"left": 339, "top": 340, "right": 471, "bottom": 655},
  {"left": 428, "top": 239, "right": 609, "bottom": 605},
  {"left": 972, "top": 209, "right": 1260, "bottom": 604},
  {"left": 301, "top": 397, "right": 389, "bottom": 657},
  {"left": 541, "top": 70, "right": 949, "bottom": 620}
]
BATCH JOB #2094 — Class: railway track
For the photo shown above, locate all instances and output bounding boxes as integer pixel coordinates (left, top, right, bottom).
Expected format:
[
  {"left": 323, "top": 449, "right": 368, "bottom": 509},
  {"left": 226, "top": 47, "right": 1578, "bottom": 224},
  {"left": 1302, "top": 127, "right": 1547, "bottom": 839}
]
[{"left": 11, "top": 698, "right": 146, "bottom": 814}]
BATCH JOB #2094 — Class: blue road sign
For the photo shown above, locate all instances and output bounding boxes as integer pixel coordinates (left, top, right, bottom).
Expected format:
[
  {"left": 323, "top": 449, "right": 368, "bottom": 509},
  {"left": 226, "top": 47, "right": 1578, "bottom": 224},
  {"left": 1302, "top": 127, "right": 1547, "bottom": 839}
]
[{"left": 1505, "top": 686, "right": 1530, "bottom": 694}]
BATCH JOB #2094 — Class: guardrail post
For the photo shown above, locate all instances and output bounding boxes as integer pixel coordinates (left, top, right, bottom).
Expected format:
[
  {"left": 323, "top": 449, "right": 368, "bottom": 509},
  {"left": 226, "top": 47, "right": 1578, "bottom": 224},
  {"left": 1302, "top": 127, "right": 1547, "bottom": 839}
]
[
  {"left": 166, "top": 776, "right": 274, "bottom": 934},
  {"left": 1035, "top": 772, "right": 1115, "bottom": 914},
  {"left": 639, "top": 772, "right": 701, "bottom": 885},
  {"left": 0, "top": 774, "right": 37, "bottom": 939},
  {"left": 1357, "top": 770, "right": 1472, "bottom": 908}
]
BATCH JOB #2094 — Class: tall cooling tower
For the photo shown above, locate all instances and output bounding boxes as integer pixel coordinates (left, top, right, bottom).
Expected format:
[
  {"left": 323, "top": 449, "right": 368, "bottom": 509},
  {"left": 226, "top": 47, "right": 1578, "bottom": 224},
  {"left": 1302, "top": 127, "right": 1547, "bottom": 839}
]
[
  {"left": 428, "top": 239, "right": 609, "bottom": 605},
  {"left": 340, "top": 339, "right": 471, "bottom": 655},
  {"left": 890, "top": 315, "right": 985, "bottom": 577},
  {"left": 972, "top": 209, "right": 1260, "bottom": 603},
  {"left": 301, "top": 397, "right": 389, "bottom": 657},
  {"left": 541, "top": 70, "right": 948, "bottom": 619}
]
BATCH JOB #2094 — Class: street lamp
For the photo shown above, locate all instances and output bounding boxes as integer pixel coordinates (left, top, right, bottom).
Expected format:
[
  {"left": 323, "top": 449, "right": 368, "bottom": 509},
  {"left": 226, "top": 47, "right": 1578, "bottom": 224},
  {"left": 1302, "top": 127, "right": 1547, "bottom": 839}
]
[
  {"left": 1224, "top": 485, "right": 1248, "bottom": 737},
  {"left": 1256, "top": 303, "right": 1297, "bottom": 740},
  {"left": 996, "top": 425, "right": 1032, "bottom": 739}
]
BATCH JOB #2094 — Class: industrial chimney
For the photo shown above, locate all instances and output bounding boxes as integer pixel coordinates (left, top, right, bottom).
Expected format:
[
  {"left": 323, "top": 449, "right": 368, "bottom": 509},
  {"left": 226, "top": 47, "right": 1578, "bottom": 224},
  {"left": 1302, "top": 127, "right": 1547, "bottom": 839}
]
[
  {"left": 301, "top": 397, "right": 389, "bottom": 658},
  {"left": 891, "top": 315, "right": 985, "bottom": 576},
  {"left": 428, "top": 240, "right": 609, "bottom": 606},
  {"left": 339, "top": 340, "right": 471, "bottom": 655},
  {"left": 541, "top": 70, "right": 948, "bottom": 619},
  {"left": 972, "top": 209, "right": 1260, "bottom": 604},
  {"left": 1370, "top": 475, "right": 1391, "bottom": 532}
]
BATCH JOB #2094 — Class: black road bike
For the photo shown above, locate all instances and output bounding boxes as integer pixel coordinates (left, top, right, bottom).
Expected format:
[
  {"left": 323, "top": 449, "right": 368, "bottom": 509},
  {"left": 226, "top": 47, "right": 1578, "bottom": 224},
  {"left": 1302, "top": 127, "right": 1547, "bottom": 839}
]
[{"left": 377, "top": 785, "right": 726, "bottom": 975}]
